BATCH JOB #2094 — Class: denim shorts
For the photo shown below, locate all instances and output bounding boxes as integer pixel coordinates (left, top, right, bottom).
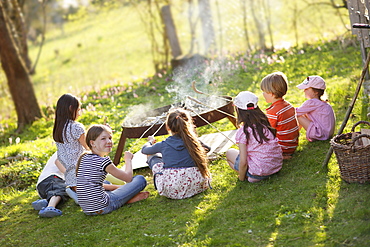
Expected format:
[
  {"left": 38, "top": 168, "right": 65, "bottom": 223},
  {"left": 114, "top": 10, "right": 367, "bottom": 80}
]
[
  {"left": 233, "top": 155, "right": 271, "bottom": 180},
  {"left": 36, "top": 175, "right": 69, "bottom": 203}
]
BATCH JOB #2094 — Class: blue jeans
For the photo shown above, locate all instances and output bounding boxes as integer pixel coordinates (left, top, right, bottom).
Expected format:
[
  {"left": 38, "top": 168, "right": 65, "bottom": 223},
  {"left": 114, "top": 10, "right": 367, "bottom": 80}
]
[
  {"left": 147, "top": 154, "right": 163, "bottom": 169},
  {"left": 85, "top": 175, "right": 147, "bottom": 215}
]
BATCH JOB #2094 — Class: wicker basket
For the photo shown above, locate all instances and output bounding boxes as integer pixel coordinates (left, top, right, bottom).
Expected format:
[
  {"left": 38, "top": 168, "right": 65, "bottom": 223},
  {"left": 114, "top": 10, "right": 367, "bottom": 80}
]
[{"left": 330, "top": 121, "right": 370, "bottom": 183}]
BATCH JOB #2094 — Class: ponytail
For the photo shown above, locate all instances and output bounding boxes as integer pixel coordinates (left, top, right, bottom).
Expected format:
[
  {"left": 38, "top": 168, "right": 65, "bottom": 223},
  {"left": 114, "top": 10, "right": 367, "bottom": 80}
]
[{"left": 166, "top": 109, "right": 210, "bottom": 178}]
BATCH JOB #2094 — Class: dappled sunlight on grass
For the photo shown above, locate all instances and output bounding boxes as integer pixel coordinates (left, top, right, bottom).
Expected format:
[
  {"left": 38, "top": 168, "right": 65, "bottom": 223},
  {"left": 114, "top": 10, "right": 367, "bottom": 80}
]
[
  {"left": 0, "top": 187, "right": 37, "bottom": 223},
  {"left": 326, "top": 158, "right": 341, "bottom": 219},
  {"left": 182, "top": 159, "right": 237, "bottom": 244}
]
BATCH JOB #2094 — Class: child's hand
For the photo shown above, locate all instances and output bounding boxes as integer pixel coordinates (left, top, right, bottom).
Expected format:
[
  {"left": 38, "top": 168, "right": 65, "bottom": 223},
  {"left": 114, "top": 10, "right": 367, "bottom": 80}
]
[
  {"left": 147, "top": 136, "right": 156, "bottom": 144},
  {"left": 124, "top": 151, "right": 133, "bottom": 160}
]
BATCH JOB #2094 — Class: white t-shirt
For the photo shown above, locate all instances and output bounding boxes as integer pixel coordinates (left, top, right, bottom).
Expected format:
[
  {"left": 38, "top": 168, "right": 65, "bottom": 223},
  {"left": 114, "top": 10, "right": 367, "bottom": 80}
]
[{"left": 36, "top": 152, "right": 65, "bottom": 197}]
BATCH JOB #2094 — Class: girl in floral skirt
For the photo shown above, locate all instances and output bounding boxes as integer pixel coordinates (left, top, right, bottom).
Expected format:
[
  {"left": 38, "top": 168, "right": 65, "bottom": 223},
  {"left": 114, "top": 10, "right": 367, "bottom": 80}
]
[{"left": 141, "top": 108, "right": 211, "bottom": 199}]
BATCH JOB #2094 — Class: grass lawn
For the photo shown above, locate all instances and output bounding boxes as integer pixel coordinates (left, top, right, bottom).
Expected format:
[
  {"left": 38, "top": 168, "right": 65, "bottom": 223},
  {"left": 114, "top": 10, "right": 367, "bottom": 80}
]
[
  {"left": 1, "top": 4, "right": 370, "bottom": 246},
  {"left": 1, "top": 37, "right": 370, "bottom": 245}
]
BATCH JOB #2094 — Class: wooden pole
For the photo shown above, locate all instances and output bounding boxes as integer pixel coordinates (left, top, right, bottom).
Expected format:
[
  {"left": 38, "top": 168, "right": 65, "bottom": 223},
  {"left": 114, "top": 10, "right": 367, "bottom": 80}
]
[{"left": 322, "top": 48, "right": 370, "bottom": 168}]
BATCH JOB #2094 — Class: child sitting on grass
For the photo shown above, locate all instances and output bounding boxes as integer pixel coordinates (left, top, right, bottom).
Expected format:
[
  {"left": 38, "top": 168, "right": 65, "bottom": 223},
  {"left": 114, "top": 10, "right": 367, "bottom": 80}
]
[
  {"left": 32, "top": 152, "right": 68, "bottom": 218},
  {"left": 226, "top": 91, "right": 283, "bottom": 182},
  {"left": 260, "top": 71, "right": 299, "bottom": 160},
  {"left": 141, "top": 108, "right": 211, "bottom": 199},
  {"left": 76, "top": 124, "right": 148, "bottom": 215},
  {"left": 296, "top": 75, "right": 335, "bottom": 141},
  {"left": 53, "top": 93, "right": 89, "bottom": 204}
]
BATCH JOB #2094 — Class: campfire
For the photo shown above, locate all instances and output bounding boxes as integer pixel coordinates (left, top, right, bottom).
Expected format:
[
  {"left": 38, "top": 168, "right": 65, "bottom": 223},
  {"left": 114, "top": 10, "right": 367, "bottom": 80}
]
[
  {"left": 113, "top": 94, "right": 237, "bottom": 164},
  {"left": 123, "top": 96, "right": 230, "bottom": 128}
]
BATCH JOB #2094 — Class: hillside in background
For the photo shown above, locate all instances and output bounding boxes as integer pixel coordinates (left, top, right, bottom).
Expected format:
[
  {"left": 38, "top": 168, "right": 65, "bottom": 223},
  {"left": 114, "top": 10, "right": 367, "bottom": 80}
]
[{"left": 0, "top": 0, "right": 351, "bottom": 120}]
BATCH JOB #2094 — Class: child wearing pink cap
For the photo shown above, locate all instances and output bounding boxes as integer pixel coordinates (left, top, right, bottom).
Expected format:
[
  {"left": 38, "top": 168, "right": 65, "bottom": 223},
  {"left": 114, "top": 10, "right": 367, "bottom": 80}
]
[
  {"left": 226, "top": 91, "right": 283, "bottom": 182},
  {"left": 296, "top": 76, "right": 336, "bottom": 141}
]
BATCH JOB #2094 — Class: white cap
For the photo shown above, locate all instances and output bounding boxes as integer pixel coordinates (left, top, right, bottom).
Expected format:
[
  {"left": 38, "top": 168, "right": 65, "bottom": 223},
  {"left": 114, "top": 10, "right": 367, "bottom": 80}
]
[{"left": 233, "top": 91, "right": 258, "bottom": 110}]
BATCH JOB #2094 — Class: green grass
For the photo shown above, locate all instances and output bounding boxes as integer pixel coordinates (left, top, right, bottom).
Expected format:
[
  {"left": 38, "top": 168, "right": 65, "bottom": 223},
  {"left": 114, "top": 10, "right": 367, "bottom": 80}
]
[
  {"left": 1, "top": 37, "right": 370, "bottom": 246},
  {"left": 0, "top": 0, "right": 349, "bottom": 120},
  {"left": 1, "top": 2, "right": 370, "bottom": 246}
]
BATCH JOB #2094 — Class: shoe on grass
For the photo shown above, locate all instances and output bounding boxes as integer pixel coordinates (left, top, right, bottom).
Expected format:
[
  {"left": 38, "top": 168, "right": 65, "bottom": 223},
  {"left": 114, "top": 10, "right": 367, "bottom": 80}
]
[
  {"left": 32, "top": 199, "right": 48, "bottom": 211},
  {"left": 66, "top": 187, "right": 79, "bottom": 205},
  {"left": 39, "top": 206, "right": 62, "bottom": 218}
]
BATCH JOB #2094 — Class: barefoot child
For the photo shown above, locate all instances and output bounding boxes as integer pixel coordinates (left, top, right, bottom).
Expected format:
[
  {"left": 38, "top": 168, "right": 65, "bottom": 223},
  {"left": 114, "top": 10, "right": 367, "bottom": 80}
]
[
  {"left": 296, "top": 76, "right": 335, "bottom": 141},
  {"left": 76, "top": 124, "right": 148, "bottom": 215},
  {"left": 226, "top": 91, "right": 283, "bottom": 182}
]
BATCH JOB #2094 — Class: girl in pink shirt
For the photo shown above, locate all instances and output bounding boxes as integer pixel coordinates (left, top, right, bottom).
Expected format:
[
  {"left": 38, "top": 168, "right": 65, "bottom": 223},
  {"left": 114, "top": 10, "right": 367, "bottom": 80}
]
[
  {"left": 226, "top": 91, "right": 283, "bottom": 182},
  {"left": 296, "top": 76, "right": 335, "bottom": 141}
]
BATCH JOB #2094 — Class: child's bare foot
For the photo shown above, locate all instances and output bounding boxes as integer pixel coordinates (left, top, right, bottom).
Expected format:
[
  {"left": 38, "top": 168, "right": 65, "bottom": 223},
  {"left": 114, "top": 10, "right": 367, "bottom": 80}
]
[
  {"left": 283, "top": 154, "right": 293, "bottom": 160},
  {"left": 127, "top": 191, "right": 150, "bottom": 204}
]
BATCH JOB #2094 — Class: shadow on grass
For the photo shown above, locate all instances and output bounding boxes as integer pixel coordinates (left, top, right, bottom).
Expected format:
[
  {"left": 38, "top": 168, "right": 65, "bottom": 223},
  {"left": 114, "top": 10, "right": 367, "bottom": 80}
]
[
  {"left": 1, "top": 140, "right": 370, "bottom": 246},
  {"left": 174, "top": 140, "right": 344, "bottom": 246}
]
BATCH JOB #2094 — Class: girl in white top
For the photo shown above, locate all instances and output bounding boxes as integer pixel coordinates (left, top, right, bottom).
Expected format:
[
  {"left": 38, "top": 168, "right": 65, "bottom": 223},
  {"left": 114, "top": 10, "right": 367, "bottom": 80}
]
[
  {"left": 296, "top": 76, "right": 336, "bottom": 141},
  {"left": 53, "top": 93, "right": 89, "bottom": 203},
  {"left": 226, "top": 91, "right": 283, "bottom": 182}
]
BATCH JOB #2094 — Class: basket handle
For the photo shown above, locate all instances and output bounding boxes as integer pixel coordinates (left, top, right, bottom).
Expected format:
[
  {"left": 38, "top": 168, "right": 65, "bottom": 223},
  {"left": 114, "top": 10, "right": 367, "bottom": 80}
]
[
  {"left": 350, "top": 134, "right": 370, "bottom": 150},
  {"left": 351, "top": 121, "right": 370, "bottom": 132}
]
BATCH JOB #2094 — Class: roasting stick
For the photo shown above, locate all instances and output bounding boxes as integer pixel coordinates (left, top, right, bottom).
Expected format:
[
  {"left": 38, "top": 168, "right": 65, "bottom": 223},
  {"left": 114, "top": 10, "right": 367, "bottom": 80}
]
[
  {"left": 128, "top": 118, "right": 165, "bottom": 152},
  {"left": 152, "top": 121, "right": 166, "bottom": 136},
  {"left": 191, "top": 81, "right": 232, "bottom": 102},
  {"left": 186, "top": 95, "right": 236, "bottom": 119},
  {"left": 187, "top": 107, "right": 236, "bottom": 145}
]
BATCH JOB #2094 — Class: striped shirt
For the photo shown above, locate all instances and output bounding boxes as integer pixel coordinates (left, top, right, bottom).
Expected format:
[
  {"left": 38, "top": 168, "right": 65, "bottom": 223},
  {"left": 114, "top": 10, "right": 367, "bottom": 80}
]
[
  {"left": 265, "top": 99, "right": 299, "bottom": 155},
  {"left": 76, "top": 154, "right": 111, "bottom": 213}
]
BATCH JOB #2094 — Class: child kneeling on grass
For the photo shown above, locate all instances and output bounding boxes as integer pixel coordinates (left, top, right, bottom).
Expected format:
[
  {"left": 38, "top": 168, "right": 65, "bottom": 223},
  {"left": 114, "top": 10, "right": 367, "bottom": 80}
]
[
  {"left": 226, "top": 91, "right": 283, "bottom": 182},
  {"left": 141, "top": 108, "right": 211, "bottom": 199},
  {"left": 32, "top": 152, "right": 68, "bottom": 218},
  {"left": 76, "top": 124, "right": 149, "bottom": 216}
]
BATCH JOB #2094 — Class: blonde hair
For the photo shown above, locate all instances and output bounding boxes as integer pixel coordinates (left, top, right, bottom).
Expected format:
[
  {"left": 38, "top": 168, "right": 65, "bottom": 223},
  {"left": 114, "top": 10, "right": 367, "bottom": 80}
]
[
  {"left": 76, "top": 124, "right": 113, "bottom": 173},
  {"left": 166, "top": 108, "right": 210, "bottom": 178},
  {"left": 260, "top": 71, "right": 288, "bottom": 98}
]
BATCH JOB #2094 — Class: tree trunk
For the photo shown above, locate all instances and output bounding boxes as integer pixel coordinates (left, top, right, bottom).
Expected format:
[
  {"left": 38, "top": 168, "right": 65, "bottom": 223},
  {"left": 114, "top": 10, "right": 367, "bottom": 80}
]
[
  {"left": 4, "top": 0, "right": 32, "bottom": 72},
  {"left": 250, "top": 0, "right": 266, "bottom": 50},
  {"left": 0, "top": 1, "right": 41, "bottom": 130},
  {"left": 241, "top": 0, "right": 252, "bottom": 51},
  {"left": 198, "top": 0, "right": 216, "bottom": 53}
]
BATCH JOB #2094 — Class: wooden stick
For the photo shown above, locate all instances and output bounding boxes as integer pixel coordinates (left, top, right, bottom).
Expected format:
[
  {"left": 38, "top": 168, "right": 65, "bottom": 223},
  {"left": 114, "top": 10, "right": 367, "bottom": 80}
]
[
  {"left": 191, "top": 80, "right": 232, "bottom": 102},
  {"left": 186, "top": 95, "right": 236, "bottom": 119},
  {"left": 187, "top": 108, "right": 236, "bottom": 145},
  {"left": 322, "top": 49, "right": 370, "bottom": 168}
]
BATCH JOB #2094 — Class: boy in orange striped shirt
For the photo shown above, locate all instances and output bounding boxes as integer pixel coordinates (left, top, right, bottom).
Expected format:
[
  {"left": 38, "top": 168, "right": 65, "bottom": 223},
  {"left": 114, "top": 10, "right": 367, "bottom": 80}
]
[{"left": 260, "top": 72, "right": 299, "bottom": 160}]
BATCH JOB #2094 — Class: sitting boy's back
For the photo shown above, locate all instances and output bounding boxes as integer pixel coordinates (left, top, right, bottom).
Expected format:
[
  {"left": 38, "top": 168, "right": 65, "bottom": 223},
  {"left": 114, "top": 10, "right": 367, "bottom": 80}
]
[{"left": 260, "top": 72, "right": 299, "bottom": 159}]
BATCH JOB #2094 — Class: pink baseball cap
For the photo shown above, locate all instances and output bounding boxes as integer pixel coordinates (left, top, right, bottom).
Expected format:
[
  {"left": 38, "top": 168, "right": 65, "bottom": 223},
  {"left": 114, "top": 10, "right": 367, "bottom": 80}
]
[
  {"left": 233, "top": 91, "right": 258, "bottom": 110},
  {"left": 297, "top": 76, "right": 326, "bottom": 90}
]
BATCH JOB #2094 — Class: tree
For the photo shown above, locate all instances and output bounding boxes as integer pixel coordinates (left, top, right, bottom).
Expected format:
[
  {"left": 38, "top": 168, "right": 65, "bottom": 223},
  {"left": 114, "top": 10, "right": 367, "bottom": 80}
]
[{"left": 0, "top": 1, "right": 41, "bottom": 131}]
